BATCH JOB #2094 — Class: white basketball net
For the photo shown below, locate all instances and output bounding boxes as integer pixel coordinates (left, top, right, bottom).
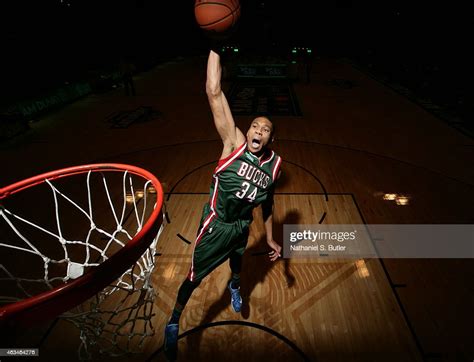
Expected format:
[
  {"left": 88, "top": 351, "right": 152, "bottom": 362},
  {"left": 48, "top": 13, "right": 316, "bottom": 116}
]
[{"left": 0, "top": 169, "right": 164, "bottom": 360}]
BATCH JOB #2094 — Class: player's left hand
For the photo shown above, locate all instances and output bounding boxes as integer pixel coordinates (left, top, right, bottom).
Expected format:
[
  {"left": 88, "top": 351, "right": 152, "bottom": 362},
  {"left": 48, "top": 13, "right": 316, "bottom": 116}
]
[{"left": 267, "top": 239, "right": 282, "bottom": 261}]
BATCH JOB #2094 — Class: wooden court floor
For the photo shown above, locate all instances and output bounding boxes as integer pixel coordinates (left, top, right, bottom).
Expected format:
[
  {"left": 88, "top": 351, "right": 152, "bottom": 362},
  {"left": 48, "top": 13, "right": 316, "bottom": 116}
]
[{"left": 1, "top": 55, "right": 473, "bottom": 361}]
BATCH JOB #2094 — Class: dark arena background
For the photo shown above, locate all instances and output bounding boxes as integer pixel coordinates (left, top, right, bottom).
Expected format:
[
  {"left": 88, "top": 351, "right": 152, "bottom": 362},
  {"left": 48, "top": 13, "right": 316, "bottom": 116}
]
[{"left": 0, "top": 1, "right": 472, "bottom": 361}]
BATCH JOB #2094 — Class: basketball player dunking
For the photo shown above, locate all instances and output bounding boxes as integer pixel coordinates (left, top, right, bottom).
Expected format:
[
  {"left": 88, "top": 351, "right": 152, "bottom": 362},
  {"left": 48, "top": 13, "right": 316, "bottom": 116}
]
[{"left": 164, "top": 49, "right": 282, "bottom": 360}]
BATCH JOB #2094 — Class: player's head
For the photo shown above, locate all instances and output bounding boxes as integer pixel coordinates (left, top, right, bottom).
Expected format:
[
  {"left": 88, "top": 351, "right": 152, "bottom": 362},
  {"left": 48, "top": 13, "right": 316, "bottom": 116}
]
[{"left": 246, "top": 116, "right": 274, "bottom": 155}]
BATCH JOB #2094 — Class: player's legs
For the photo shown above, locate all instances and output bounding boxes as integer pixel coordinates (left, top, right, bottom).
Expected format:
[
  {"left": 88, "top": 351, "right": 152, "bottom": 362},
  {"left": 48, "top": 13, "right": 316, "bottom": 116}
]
[
  {"left": 164, "top": 278, "right": 200, "bottom": 361},
  {"left": 167, "top": 224, "right": 237, "bottom": 325},
  {"left": 229, "top": 249, "right": 243, "bottom": 287},
  {"left": 170, "top": 278, "right": 202, "bottom": 324},
  {"left": 227, "top": 235, "right": 247, "bottom": 312},
  {"left": 164, "top": 215, "right": 245, "bottom": 357},
  {"left": 164, "top": 205, "right": 212, "bottom": 360}
]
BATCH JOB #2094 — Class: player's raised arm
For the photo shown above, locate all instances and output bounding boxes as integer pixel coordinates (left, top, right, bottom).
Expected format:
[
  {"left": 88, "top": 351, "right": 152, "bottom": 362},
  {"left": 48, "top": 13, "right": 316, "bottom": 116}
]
[{"left": 206, "top": 50, "right": 245, "bottom": 159}]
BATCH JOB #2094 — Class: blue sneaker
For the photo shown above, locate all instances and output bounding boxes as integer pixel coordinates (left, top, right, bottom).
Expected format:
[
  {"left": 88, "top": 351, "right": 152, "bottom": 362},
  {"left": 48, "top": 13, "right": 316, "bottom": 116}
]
[
  {"left": 228, "top": 281, "right": 242, "bottom": 313},
  {"left": 164, "top": 323, "right": 179, "bottom": 361}
]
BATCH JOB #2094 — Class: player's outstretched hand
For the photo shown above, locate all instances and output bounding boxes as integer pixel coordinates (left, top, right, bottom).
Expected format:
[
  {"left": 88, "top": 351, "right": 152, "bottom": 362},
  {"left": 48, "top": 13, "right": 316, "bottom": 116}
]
[{"left": 267, "top": 239, "right": 282, "bottom": 261}]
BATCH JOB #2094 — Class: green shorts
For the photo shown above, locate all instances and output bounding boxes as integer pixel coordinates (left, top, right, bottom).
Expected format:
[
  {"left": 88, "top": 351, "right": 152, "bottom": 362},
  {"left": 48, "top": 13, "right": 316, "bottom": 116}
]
[{"left": 188, "top": 204, "right": 250, "bottom": 282}]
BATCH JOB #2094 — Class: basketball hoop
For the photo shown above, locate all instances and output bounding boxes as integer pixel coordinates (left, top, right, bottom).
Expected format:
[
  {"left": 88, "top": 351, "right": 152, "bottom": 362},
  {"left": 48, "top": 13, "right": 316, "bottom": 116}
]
[{"left": 0, "top": 164, "right": 164, "bottom": 359}]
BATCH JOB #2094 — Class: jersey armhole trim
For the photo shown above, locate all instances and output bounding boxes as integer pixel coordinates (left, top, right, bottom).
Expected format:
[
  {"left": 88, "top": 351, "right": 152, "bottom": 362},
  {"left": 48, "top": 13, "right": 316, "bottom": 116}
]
[
  {"left": 215, "top": 142, "right": 247, "bottom": 174},
  {"left": 272, "top": 156, "right": 282, "bottom": 181}
]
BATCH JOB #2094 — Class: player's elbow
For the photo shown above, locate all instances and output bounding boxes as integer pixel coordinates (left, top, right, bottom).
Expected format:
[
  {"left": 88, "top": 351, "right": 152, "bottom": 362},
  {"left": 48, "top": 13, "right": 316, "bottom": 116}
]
[{"left": 206, "top": 80, "right": 221, "bottom": 98}]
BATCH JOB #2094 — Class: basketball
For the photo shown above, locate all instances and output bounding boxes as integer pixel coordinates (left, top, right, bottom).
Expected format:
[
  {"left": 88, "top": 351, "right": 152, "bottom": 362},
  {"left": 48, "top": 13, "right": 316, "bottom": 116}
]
[{"left": 194, "top": 0, "right": 241, "bottom": 34}]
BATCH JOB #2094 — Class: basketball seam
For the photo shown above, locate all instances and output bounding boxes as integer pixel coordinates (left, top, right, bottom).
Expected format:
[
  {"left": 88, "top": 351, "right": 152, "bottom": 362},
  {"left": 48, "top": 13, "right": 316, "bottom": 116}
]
[
  {"left": 195, "top": 3, "right": 240, "bottom": 27},
  {"left": 195, "top": 3, "right": 237, "bottom": 27}
]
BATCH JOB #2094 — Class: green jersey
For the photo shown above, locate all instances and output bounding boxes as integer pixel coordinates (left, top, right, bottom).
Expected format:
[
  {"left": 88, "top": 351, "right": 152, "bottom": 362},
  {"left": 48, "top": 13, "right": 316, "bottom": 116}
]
[{"left": 206, "top": 142, "right": 282, "bottom": 224}]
